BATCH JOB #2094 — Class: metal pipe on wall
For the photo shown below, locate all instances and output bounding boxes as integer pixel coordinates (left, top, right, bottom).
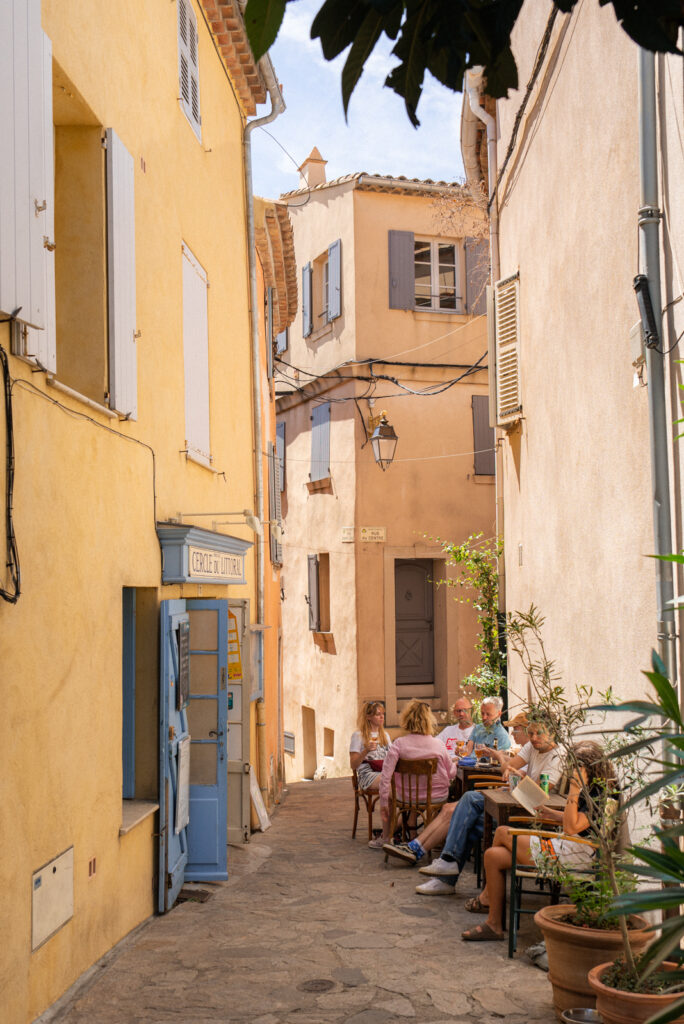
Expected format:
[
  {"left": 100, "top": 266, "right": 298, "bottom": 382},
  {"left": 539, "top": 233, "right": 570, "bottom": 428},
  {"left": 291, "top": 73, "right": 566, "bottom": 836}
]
[{"left": 637, "top": 48, "right": 678, "bottom": 691}]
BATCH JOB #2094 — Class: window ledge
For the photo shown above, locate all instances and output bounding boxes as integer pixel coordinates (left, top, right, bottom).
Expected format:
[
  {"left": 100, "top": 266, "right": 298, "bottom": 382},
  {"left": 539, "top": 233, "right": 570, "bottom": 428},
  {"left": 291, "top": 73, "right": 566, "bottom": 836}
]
[
  {"left": 313, "top": 631, "right": 336, "bottom": 655},
  {"left": 411, "top": 308, "right": 467, "bottom": 320},
  {"left": 307, "top": 476, "right": 333, "bottom": 495},
  {"left": 309, "top": 322, "right": 333, "bottom": 344},
  {"left": 120, "top": 800, "right": 159, "bottom": 836},
  {"left": 46, "top": 377, "right": 119, "bottom": 419},
  {"left": 474, "top": 474, "right": 495, "bottom": 484}
]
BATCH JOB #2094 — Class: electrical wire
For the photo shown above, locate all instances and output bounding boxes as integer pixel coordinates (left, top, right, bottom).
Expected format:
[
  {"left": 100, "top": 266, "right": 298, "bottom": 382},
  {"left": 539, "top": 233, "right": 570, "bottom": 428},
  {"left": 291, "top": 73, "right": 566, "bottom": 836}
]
[
  {"left": 0, "top": 343, "right": 20, "bottom": 603},
  {"left": 257, "top": 126, "right": 312, "bottom": 208}
]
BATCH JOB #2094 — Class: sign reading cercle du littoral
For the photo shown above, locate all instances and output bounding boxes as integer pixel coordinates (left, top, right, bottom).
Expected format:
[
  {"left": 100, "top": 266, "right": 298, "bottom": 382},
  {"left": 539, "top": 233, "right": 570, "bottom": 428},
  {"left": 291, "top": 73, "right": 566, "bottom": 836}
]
[
  {"left": 188, "top": 546, "right": 244, "bottom": 582},
  {"left": 360, "top": 527, "right": 386, "bottom": 543}
]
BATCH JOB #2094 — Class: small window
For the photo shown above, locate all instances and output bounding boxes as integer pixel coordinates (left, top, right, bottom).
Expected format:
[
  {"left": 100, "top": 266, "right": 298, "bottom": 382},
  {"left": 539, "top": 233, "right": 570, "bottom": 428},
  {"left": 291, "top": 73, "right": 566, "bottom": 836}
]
[
  {"left": 323, "top": 728, "right": 335, "bottom": 758},
  {"left": 178, "top": 0, "right": 201, "bottom": 141},
  {"left": 301, "top": 238, "right": 341, "bottom": 337},
  {"left": 414, "top": 238, "right": 459, "bottom": 311}
]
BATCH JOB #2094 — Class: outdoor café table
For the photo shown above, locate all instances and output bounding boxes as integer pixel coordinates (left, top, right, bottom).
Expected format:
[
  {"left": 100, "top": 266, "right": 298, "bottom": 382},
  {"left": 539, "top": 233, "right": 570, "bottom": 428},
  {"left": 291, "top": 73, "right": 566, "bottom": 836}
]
[
  {"left": 482, "top": 788, "right": 566, "bottom": 852},
  {"left": 454, "top": 760, "right": 502, "bottom": 799}
]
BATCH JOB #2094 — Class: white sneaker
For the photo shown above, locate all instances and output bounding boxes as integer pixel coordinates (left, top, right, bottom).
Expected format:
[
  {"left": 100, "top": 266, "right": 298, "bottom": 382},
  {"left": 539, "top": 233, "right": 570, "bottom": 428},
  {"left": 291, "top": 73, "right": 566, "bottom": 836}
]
[
  {"left": 415, "top": 877, "right": 457, "bottom": 895},
  {"left": 368, "top": 836, "right": 386, "bottom": 849},
  {"left": 418, "top": 856, "right": 460, "bottom": 876}
]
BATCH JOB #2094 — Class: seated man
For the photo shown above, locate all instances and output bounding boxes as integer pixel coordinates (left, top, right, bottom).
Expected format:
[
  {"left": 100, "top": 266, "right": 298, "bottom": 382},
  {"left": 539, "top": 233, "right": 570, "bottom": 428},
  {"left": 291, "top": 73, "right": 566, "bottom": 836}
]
[
  {"left": 415, "top": 719, "right": 561, "bottom": 895},
  {"left": 437, "top": 697, "right": 474, "bottom": 755},
  {"left": 384, "top": 696, "right": 512, "bottom": 866}
]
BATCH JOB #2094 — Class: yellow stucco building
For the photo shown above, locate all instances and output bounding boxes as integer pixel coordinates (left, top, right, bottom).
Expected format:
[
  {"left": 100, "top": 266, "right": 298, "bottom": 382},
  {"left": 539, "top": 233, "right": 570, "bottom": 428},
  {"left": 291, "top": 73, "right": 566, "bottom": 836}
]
[{"left": 0, "top": 2, "right": 292, "bottom": 1020}]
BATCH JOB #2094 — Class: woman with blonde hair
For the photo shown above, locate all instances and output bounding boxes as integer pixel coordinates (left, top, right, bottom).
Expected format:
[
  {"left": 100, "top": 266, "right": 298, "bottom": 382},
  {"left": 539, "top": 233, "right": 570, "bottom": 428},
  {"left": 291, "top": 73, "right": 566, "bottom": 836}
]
[
  {"left": 349, "top": 700, "right": 392, "bottom": 795},
  {"left": 371, "top": 699, "right": 456, "bottom": 850}
]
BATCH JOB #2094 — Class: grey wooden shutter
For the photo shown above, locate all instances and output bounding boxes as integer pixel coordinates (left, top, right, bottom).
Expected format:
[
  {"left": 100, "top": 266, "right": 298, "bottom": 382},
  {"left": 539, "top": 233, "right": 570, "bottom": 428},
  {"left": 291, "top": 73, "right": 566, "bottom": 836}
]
[
  {"left": 465, "top": 237, "right": 489, "bottom": 316},
  {"left": 472, "top": 395, "right": 495, "bottom": 475},
  {"left": 266, "top": 286, "right": 274, "bottom": 380},
  {"left": 0, "top": 0, "right": 55, "bottom": 350},
  {"left": 276, "top": 328, "right": 288, "bottom": 353},
  {"left": 182, "top": 242, "right": 211, "bottom": 462},
  {"left": 302, "top": 262, "right": 312, "bottom": 337},
  {"left": 106, "top": 128, "right": 137, "bottom": 419},
  {"left": 327, "top": 238, "right": 341, "bottom": 320},
  {"left": 307, "top": 554, "right": 320, "bottom": 631},
  {"left": 388, "top": 230, "right": 414, "bottom": 309},
  {"left": 276, "top": 421, "right": 286, "bottom": 490},
  {"left": 268, "top": 441, "right": 282, "bottom": 565},
  {"left": 310, "top": 401, "right": 330, "bottom": 481},
  {"left": 178, "top": 0, "right": 201, "bottom": 141}
]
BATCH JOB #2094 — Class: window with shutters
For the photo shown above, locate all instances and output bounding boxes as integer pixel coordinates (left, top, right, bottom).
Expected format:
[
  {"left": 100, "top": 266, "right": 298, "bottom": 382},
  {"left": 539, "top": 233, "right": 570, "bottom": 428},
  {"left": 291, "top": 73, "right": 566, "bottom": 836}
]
[
  {"left": 471, "top": 394, "right": 495, "bottom": 475},
  {"left": 302, "top": 238, "right": 341, "bottom": 339},
  {"left": 307, "top": 553, "right": 330, "bottom": 632},
  {"left": 268, "top": 440, "right": 283, "bottom": 565},
  {"left": 494, "top": 274, "right": 522, "bottom": 426},
  {"left": 178, "top": 0, "right": 201, "bottom": 141},
  {"left": 182, "top": 242, "right": 211, "bottom": 465},
  {"left": 414, "top": 238, "right": 460, "bottom": 311}
]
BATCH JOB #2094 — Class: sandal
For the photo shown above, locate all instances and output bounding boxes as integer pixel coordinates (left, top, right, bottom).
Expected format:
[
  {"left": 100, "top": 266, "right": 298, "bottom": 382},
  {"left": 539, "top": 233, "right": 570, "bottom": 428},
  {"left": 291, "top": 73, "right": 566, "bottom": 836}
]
[
  {"left": 464, "top": 895, "right": 488, "bottom": 914},
  {"left": 462, "top": 923, "right": 504, "bottom": 942}
]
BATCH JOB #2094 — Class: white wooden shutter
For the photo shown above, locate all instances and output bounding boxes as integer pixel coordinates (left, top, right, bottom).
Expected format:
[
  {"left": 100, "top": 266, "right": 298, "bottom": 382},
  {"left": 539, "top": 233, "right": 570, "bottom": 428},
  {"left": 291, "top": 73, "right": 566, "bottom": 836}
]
[
  {"left": 106, "top": 128, "right": 137, "bottom": 418},
  {"left": 182, "top": 242, "right": 211, "bottom": 463},
  {"left": 0, "top": 0, "right": 55, "bottom": 350},
  {"left": 178, "top": 0, "right": 201, "bottom": 141},
  {"left": 276, "top": 421, "right": 286, "bottom": 490},
  {"left": 268, "top": 441, "right": 283, "bottom": 565},
  {"left": 494, "top": 274, "right": 522, "bottom": 425},
  {"left": 327, "top": 239, "right": 341, "bottom": 320},
  {"left": 307, "top": 555, "right": 320, "bottom": 631},
  {"left": 310, "top": 402, "right": 330, "bottom": 481},
  {"left": 302, "top": 262, "right": 312, "bottom": 337}
]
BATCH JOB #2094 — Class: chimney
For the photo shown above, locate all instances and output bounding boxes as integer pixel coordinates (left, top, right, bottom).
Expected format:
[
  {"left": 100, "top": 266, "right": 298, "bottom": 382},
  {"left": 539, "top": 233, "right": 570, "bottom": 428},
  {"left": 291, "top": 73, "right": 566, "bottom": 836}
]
[{"left": 298, "top": 147, "right": 327, "bottom": 189}]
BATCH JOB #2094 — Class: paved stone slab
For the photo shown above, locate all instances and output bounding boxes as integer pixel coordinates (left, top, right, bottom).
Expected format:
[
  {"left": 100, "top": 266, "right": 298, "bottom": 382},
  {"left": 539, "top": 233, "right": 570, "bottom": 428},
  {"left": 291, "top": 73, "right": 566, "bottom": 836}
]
[{"left": 40, "top": 778, "right": 556, "bottom": 1024}]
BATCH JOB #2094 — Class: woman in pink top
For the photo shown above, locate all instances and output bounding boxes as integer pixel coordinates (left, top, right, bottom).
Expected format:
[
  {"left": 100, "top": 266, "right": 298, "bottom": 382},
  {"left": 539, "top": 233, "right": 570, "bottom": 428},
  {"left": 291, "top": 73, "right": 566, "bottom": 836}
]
[{"left": 371, "top": 700, "right": 456, "bottom": 849}]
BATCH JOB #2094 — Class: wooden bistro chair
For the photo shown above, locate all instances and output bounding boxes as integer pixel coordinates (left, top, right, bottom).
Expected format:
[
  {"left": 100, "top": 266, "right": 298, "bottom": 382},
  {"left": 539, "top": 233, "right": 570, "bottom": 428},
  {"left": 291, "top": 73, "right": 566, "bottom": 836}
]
[
  {"left": 506, "top": 826, "right": 598, "bottom": 958},
  {"left": 352, "top": 769, "right": 380, "bottom": 842},
  {"left": 470, "top": 775, "right": 508, "bottom": 886},
  {"left": 384, "top": 757, "right": 446, "bottom": 862}
]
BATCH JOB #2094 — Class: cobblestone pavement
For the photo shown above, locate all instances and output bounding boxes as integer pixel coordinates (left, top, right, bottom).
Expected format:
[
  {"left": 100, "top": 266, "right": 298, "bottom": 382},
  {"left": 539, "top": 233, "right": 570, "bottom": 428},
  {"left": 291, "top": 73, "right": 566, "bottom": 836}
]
[{"left": 43, "top": 779, "right": 556, "bottom": 1024}]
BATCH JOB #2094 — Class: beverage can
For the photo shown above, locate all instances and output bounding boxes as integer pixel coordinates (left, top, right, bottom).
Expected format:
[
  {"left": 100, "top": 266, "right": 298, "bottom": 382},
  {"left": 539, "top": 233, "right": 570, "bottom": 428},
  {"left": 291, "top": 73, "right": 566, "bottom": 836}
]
[
  {"left": 509, "top": 774, "right": 519, "bottom": 791},
  {"left": 540, "top": 772, "right": 550, "bottom": 795}
]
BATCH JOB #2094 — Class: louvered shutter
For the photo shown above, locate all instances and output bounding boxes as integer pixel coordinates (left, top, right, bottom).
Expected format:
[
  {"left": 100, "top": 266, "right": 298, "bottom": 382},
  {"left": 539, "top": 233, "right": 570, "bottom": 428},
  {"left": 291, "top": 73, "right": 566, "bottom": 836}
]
[
  {"left": 310, "top": 402, "right": 330, "bottom": 481},
  {"left": 276, "top": 421, "right": 286, "bottom": 490},
  {"left": 266, "top": 286, "right": 274, "bottom": 380},
  {"left": 327, "top": 238, "right": 341, "bottom": 320},
  {"left": 388, "top": 230, "right": 414, "bottom": 309},
  {"left": 182, "top": 242, "right": 211, "bottom": 463},
  {"left": 465, "top": 236, "right": 489, "bottom": 316},
  {"left": 276, "top": 328, "right": 288, "bottom": 353},
  {"left": 494, "top": 274, "right": 522, "bottom": 425},
  {"left": 0, "top": 0, "right": 55, "bottom": 348},
  {"left": 307, "top": 554, "right": 320, "bottom": 631},
  {"left": 268, "top": 441, "right": 283, "bottom": 565},
  {"left": 302, "top": 262, "right": 312, "bottom": 337},
  {"left": 472, "top": 395, "right": 495, "bottom": 475},
  {"left": 106, "top": 128, "right": 137, "bottom": 418},
  {"left": 178, "top": 0, "right": 201, "bottom": 141}
]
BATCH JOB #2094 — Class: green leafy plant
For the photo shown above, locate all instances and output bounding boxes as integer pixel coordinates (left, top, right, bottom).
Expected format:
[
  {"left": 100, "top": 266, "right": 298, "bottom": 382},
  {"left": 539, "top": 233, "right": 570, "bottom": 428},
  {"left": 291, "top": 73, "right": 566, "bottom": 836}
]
[
  {"left": 564, "top": 865, "right": 637, "bottom": 931},
  {"left": 438, "top": 532, "right": 503, "bottom": 675}
]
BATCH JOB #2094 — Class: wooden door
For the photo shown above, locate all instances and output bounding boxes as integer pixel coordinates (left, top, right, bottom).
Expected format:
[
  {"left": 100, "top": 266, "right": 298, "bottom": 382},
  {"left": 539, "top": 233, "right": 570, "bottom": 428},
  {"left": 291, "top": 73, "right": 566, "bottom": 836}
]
[{"left": 395, "top": 559, "right": 434, "bottom": 702}]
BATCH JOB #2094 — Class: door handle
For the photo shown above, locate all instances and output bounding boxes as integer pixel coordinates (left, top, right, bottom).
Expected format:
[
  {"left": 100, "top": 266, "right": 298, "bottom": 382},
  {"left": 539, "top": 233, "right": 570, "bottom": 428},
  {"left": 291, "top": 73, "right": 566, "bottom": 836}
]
[{"left": 209, "top": 729, "right": 224, "bottom": 738}]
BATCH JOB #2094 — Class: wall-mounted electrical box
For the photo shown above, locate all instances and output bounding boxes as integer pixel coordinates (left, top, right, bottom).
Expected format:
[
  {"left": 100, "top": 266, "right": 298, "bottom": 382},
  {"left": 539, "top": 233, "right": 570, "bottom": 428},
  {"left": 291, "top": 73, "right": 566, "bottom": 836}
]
[{"left": 32, "top": 846, "right": 74, "bottom": 950}]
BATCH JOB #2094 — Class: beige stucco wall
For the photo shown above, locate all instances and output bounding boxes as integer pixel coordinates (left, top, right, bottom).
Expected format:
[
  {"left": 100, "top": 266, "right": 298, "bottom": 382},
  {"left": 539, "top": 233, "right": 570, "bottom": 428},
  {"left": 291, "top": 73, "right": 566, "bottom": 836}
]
[
  {"left": 495, "top": 0, "right": 682, "bottom": 705},
  {"left": 2, "top": 2, "right": 263, "bottom": 1020}
]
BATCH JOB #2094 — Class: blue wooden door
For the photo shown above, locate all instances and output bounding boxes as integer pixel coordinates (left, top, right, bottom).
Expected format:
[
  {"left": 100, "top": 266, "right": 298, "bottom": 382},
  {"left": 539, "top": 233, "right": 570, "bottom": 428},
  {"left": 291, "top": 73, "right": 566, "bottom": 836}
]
[
  {"left": 159, "top": 600, "right": 190, "bottom": 912},
  {"left": 185, "top": 599, "right": 228, "bottom": 881}
]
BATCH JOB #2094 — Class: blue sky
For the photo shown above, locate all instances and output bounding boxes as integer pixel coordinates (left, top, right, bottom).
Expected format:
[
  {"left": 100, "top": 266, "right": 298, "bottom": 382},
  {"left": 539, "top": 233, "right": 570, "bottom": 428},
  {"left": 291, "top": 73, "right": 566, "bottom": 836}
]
[{"left": 250, "top": 0, "right": 466, "bottom": 199}]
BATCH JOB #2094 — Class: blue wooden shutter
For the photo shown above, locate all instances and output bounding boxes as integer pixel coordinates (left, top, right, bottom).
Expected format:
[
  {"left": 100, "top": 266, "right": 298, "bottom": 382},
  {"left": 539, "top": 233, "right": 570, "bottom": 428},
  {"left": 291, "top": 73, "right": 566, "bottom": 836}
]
[
  {"left": 0, "top": 0, "right": 55, "bottom": 342},
  {"left": 465, "top": 236, "right": 489, "bottom": 316},
  {"left": 276, "top": 327, "right": 288, "bottom": 353},
  {"left": 106, "top": 128, "right": 138, "bottom": 419},
  {"left": 472, "top": 394, "right": 495, "bottom": 475},
  {"left": 327, "top": 238, "right": 341, "bottom": 320},
  {"left": 266, "top": 286, "right": 274, "bottom": 380},
  {"left": 310, "top": 401, "right": 330, "bottom": 481},
  {"left": 302, "top": 262, "right": 312, "bottom": 337},
  {"left": 388, "top": 230, "right": 414, "bottom": 309},
  {"left": 307, "top": 554, "right": 320, "bottom": 631},
  {"left": 276, "top": 421, "right": 286, "bottom": 490}
]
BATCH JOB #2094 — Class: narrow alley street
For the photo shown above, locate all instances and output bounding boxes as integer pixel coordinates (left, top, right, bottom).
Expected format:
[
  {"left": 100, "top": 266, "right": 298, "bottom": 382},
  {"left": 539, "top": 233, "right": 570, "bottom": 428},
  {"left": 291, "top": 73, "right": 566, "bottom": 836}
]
[{"left": 42, "top": 780, "right": 555, "bottom": 1024}]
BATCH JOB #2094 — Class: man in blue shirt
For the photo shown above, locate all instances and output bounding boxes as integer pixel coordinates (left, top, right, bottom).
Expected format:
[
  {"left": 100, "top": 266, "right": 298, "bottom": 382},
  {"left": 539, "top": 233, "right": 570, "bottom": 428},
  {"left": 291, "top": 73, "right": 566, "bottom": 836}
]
[{"left": 466, "top": 696, "right": 511, "bottom": 755}]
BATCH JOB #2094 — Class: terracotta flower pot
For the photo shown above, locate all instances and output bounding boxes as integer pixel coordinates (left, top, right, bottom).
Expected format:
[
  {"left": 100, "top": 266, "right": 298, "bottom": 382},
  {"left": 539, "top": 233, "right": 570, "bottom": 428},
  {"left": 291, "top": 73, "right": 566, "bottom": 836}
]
[
  {"left": 588, "top": 961, "right": 684, "bottom": 1024},
  {"left": 534, "top": 904, "right": 653, "bottom": 1020}
]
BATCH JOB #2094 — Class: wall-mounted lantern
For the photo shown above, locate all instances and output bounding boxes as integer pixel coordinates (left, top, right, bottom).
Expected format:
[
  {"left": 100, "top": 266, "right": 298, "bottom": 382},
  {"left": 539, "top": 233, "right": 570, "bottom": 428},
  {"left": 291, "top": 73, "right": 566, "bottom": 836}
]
[{"left": 370, "top": 415, "right": 398, "bottom": 471}]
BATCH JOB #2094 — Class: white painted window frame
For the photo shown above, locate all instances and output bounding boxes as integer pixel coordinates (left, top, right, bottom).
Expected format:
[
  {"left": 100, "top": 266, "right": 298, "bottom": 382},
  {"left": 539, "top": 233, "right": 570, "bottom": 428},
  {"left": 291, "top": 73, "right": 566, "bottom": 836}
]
[{"left": 414, "top": 237, "right": 462, "bottom": 313}]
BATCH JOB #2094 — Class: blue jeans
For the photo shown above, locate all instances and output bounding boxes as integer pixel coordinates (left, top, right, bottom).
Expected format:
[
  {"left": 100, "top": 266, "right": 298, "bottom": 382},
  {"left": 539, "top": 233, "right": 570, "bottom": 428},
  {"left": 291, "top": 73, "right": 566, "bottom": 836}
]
[{"left": 443, "top": 790, "right": 485, "bottom": 870}]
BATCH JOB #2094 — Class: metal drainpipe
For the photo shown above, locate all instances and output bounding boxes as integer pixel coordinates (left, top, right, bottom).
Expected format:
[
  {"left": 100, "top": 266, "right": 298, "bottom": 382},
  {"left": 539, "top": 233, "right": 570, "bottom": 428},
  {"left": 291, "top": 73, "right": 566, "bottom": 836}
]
[
  {"left": 243, "top": 55, "right": 285, "bottom": 789},
  {"left": 638, "top": 49, "right": 678, "bottom": 691}
]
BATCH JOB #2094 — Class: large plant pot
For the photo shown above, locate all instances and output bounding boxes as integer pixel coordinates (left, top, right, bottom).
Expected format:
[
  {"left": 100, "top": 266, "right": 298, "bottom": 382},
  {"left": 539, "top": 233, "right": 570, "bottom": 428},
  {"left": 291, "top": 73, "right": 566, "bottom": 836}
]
[
  {"left": 535, "top": 904, "right": 653, "bottom": 1020},
  {"left": 588, "top": 962, "right": 684, "bottom": 1024}
]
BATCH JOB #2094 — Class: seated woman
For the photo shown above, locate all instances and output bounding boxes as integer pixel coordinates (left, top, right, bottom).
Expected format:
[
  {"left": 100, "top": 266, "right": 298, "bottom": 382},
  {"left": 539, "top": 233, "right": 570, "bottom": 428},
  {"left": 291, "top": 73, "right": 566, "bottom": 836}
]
[
  {"left": 349, "top": 701, "right": 392, "bottom": 847},
  {"left": 374, "top": 699, "right": 456, "bottom": 851},
  {"left": 462, "top": 741, "right": 614, "bottom": 941}
]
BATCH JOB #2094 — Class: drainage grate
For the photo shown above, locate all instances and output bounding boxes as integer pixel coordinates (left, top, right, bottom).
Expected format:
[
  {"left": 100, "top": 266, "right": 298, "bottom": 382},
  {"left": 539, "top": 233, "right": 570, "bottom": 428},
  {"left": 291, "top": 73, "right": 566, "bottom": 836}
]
[
  {"left": 297, "top": 979, "right": 335, "bottom": 993},
  {"left": 176, "top": 888, "right": 213, "bottom": 904}
]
